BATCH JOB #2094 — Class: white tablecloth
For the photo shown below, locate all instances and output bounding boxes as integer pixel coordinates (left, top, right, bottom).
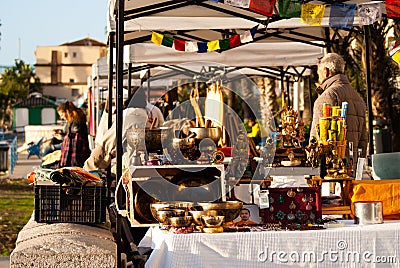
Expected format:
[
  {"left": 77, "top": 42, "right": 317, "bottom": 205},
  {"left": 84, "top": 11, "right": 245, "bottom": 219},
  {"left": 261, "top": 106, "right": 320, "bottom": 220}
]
[{"left": 139, "top": 221, "right": 400, "bottom": 268}]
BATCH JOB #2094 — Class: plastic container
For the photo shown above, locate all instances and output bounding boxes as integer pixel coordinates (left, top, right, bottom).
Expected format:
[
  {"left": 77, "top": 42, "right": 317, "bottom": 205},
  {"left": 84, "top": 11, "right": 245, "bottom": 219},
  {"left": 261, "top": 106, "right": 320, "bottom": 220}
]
[{"left": 34, "top": 184, "right": 107, "bottom": 223}]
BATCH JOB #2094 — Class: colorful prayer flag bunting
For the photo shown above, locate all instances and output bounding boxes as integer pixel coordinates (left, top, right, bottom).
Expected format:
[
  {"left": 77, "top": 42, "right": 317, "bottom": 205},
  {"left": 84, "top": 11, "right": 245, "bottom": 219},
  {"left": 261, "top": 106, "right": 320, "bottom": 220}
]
[
  {"left": 150, "top": 25, "right": 258, "bottom": 53},
  {"left": 358, "top": 2, "right": 382, "bottom": 26},
  {"left": 329, "top": 3, "right": 356, "bottom": 29},
  {"left": 300, "top": 3, "right": 326, "bottom": 26}
]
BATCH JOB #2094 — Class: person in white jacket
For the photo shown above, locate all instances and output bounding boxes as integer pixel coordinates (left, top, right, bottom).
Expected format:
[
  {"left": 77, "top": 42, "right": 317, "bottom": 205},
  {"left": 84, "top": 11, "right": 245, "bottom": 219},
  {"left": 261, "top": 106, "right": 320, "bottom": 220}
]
[{"left": 84, "top": 88, "right": 164, "bottom": 171}]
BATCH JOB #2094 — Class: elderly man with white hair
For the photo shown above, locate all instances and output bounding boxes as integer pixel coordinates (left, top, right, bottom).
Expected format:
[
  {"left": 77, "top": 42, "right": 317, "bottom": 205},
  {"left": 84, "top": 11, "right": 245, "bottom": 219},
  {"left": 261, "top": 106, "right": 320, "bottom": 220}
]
[{"left": 310, "top": 53, "right": 367, "bottom": 170}]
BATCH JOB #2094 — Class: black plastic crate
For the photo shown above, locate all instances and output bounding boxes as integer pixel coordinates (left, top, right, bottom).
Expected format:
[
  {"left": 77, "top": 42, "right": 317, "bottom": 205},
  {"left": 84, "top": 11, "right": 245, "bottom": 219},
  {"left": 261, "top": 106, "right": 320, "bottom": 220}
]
[{"left": 34, "top": 184, "right": 107, "bottom": 224}]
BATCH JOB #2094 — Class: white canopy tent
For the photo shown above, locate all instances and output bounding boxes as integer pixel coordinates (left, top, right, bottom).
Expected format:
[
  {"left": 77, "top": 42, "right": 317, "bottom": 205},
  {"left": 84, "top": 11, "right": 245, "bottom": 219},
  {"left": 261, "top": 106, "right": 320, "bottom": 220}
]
[{"left": 108, "top": 2, "right": 383, "bottom": 260}]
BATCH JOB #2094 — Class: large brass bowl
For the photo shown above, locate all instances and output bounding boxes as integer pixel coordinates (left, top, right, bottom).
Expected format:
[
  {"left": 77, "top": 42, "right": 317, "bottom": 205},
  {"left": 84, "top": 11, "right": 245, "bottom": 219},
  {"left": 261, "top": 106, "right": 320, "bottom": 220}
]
[
  {"left": 197, "top": 201, "right": 243, "bottom": 222},
  {"left": 169, "top": 216, "right": 193, "bottom": 228},
  {"left": 189, "top": 127, "right": 221, "bottom": 143},
  {"left": 189, "top": 210, "right": 218, "bottom": 226}
]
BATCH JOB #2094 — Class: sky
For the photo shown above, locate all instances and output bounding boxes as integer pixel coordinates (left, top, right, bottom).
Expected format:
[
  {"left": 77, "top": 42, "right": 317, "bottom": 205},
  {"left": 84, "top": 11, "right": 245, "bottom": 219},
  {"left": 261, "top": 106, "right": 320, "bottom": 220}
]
[{"left": 0, "top": 0, "right": 109, "bottom": 68}]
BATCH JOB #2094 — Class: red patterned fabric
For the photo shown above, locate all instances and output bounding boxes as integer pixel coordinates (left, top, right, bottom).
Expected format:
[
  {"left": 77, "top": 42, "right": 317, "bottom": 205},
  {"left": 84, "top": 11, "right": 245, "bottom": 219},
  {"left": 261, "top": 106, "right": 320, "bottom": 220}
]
[
  {"left": 386, "top": 0, "right": 400, "bottom": 18},
  {"left": 249, "top": 0, "right": 276, "bottom": 16}
]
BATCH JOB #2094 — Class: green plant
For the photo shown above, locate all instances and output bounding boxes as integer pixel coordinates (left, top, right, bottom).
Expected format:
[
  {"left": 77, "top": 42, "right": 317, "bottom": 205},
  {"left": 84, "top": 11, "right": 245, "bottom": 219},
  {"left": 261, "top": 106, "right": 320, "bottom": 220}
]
[{"left": 0, "top": 179, "right": 34, "bottom": 256}]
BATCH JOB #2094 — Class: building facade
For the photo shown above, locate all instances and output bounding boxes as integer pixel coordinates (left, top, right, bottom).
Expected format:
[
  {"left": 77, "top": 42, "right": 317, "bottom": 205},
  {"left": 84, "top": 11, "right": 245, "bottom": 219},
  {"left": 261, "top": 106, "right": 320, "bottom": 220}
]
[{"left": 35, "top": 37, "right": 107, "bottom": 101}]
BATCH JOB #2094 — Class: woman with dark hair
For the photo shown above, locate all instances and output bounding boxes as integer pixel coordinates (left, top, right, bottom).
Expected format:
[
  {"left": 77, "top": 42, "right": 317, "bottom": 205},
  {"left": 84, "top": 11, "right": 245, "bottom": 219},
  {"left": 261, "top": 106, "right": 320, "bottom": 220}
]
[{"left": 57, "top": 101, "right": 91, "bottom": 167}]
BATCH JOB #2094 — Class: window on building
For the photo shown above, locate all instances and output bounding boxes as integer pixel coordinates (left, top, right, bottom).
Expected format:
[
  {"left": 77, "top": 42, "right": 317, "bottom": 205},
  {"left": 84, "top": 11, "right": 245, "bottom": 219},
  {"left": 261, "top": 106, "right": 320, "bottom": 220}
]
[
  {"left": 73, "top": 52, "right": 77, "bottom": 58},
  {"left": 64, "top": 52, "right": 68, "bottom": 57},
  {"left": 69, "top": 78, "right": 75, "bottom": 83},
  {"left": 72, "top": 88, "right": 79, "bottom": 97}
]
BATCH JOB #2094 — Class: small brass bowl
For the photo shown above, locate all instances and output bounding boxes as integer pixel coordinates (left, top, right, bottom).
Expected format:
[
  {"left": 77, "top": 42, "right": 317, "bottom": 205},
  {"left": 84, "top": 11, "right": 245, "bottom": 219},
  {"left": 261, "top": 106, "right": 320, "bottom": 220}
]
[
  {"left": 155, "top": 209, "right": 185, "bottom": 225},
  {"left": 189, "top": 210, "right": 218, "bottom": 226},
  {"left": 201, "top": 215, "right": 225, "bottom": 228},
  {"left": 169, "top": 216, "right": 193, "bottom": 228},
  {"left": 150, "top": 201, "right": 194, "bottom": 221}
]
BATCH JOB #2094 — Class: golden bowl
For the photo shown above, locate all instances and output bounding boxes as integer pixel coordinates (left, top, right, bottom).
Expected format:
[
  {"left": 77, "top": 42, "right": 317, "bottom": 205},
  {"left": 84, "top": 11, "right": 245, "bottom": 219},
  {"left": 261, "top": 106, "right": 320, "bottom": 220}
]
[
  {"left": 150, "top": 201, "right": 194, "bottom": 221},
  {"left": 169, "top": 216, "right": 193, "bottom": 228},
  {"left": 155, "top": 209, "right": 185, "bottom": 225},
  {"left": 189, "top": 127, "right": 222, "bottom": 143},
  {"left": 197, "top": 201, "right": 243, "bottom": 222},
  {"left": 189, "top": 210, "right": 218, "bottom": 226},
  {"left": 201, "top": 215, "right": 225, "bottom": 228}
]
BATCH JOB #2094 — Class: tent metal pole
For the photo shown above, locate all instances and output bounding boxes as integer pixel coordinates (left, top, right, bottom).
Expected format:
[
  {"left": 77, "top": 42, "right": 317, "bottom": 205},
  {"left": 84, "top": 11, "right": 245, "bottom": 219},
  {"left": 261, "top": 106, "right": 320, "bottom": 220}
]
[
  {"left": 107, "top": 32, "right": 115, "bottom": 205},
  {"left": 116, "top": 0, "right": 125, "bottom": 266},
  {"left": 128, "top": 63, "right": 132, "bottom": 99},
  {"left": 108, "top": 32, "right": 114, "bottom": 129},
  {"left": 364, "top": 25, "right": 374, "bottom": 155},
  {"left": 308, "top": 76, "right": 313, "bottom": 119}
]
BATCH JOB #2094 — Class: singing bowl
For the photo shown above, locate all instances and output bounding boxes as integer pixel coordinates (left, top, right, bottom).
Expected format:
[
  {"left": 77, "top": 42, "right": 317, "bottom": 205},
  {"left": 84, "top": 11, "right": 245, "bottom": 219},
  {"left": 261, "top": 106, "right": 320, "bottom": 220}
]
[
  {"left": 198, "top": 201, "right": 243, "bottom": 222},
  {"left": 201, "top": 215, "right": 225, "bottom": 228},
  {"left": 155, "top": 209, "right": 185, "bottom": 225},
  {"left": 126, "top": 127, "right": 169, "bottom": 153},
  {"left": 189, "top": 127, "right": 222, "bottom": 143},
  {"left": 169, "top": 216, "right": 193, "bottom": 227},
  {"left": 189, "top": 210, "right": 218, "bottom": 226},
  {"left": 150, "top": 201, "right": 194, "bottom": 221}
]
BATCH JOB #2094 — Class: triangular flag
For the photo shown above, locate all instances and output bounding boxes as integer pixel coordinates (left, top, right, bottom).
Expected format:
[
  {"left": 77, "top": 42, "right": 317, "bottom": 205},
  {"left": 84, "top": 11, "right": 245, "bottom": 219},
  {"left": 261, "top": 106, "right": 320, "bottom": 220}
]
[
  {"left": 240, "top": 30, "right": 253, "bottom": 43},
  {"left": 151, "top": 32, "right": 163, "bottom": 46},
  {"left": 250, "top": 25, "right": 258, "bottom": 37},
  {"left": 249, "top": 0, "right": 276, "bottom": 16},
  {"left": 386, "top": 0, "right": 400, "bottom": 18},
  {"left": 198, "top": 42, "right": 208, "bottom": 53},
  {"left": 173, "top": 39, "right": 185, "bottom": 51},
  {"left": 161, "top": 36, "right": 174, "bottom": 48},
  {"left": 279, "top": 0, "right": 302, "bottom": 18},
  {"left": 392, "top": 52, "right": 400, "bottom": 64},
  {"left": 358, "top": 2, "right": 382, "bottom": 25},
  {"left": 208, "top": 40, "right": 220, "bottom": 51},
  {"left": 390, "top": 41, "right": 400, "bottom": 64},
  {"left": 300, "top": 3, "right": 326, "bottom": 26},
  {"left": 329, "top": 3, "right": 356, "bottom": 29},
  {"left": 225, "top": 0, "right": 250, "bottom": 8},
  {"left": 229, "top": 35, "right": 241, "bottom": 48},
  {"left": 185, "top": 41, "right": 198, "bottom": 52},
  {"left": 219, "top": 39, "right": 230, "bottom": 50}
]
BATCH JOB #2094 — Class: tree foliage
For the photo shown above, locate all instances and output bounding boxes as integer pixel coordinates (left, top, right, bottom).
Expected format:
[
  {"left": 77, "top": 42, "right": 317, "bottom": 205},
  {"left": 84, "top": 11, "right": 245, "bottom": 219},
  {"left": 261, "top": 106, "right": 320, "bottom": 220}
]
[{"left": 0, "top": 60, "right": 41, "bottom": 128}]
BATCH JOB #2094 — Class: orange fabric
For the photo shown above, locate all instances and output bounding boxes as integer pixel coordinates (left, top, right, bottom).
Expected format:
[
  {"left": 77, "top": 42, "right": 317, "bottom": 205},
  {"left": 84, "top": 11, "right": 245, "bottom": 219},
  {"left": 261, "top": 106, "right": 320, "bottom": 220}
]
[{"left": 350, "top": 180, "right": 400, "bottom": 217}]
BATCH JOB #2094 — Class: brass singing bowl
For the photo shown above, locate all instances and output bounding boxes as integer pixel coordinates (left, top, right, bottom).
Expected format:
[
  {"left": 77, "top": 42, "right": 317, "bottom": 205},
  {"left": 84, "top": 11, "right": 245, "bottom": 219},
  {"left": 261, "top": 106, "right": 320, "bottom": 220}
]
[
  {"left": 198, "top": 201, "right": 243, "bottom": 222},
  {"left": 155, "top": 209, "right": 185, "bottom": 225},
  {"left": 150, "top": 201, "right": 194, "bottom": 221},
  {"left": 201, "top": 215, "right": 225, "bottom": 228},
  {"left": 189, "top": 210, "right": 218, "bottom": 226},
  {"left": 189, "top": 127, "right": 221, "bottom": 143},
  {"left": 169, "top": 216, "right": 193, "bottom": 228}
]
